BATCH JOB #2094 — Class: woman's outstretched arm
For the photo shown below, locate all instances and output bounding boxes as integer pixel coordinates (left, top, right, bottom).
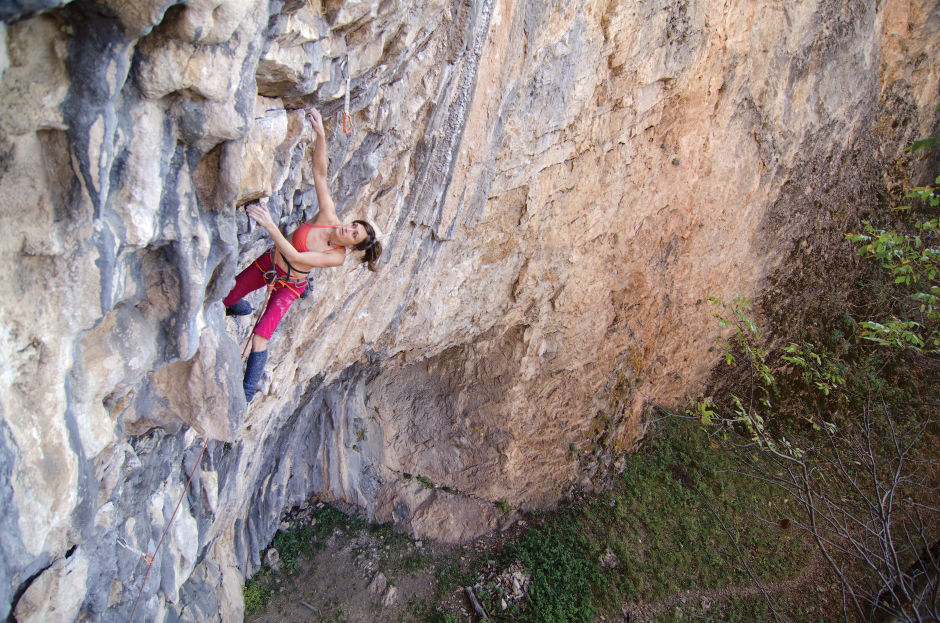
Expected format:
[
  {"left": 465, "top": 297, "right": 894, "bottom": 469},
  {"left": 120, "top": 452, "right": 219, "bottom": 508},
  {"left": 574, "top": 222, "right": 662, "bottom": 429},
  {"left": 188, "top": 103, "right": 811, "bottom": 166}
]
[
  {"left": 306, "top": 108, "right": 339, "bottom": 225},
  {"left": 247, "top": 199, "right": 344, "bottom": 268}
]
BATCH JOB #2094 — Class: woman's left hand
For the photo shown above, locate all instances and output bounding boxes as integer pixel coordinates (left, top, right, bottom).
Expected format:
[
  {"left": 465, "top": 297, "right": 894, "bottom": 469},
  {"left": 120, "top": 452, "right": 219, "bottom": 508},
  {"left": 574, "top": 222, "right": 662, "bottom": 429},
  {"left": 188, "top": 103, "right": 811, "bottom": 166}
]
[
  {"left": 305, "top": 107, "right": 325, "bottom": 137},
  {"left": 246, "top": 198, "right": 276, "bottom": 230}
]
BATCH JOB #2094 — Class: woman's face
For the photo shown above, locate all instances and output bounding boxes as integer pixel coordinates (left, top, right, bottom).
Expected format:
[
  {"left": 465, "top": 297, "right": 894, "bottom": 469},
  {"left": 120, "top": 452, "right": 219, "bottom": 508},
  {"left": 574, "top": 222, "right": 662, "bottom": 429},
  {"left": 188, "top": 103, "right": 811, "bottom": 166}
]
[{"left": 336, "top": 222, "right": 367, "bottom": 247}]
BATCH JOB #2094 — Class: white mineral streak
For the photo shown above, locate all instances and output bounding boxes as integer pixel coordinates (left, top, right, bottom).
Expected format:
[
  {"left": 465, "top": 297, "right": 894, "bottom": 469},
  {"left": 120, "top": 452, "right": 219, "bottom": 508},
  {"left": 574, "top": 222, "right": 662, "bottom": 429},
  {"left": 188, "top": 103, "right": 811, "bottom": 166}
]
[{"left": 0, "top": 0, "right": 936, "bottom": 620}]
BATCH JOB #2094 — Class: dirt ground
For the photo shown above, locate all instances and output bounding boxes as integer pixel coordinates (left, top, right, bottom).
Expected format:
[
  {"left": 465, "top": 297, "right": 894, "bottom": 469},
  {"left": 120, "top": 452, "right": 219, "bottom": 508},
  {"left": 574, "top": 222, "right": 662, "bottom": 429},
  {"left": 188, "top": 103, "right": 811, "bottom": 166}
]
[
  {"left": 248, "top": 525, "right": 443, "bottom": 622},
  {"left": 245, "top": 498, "right": 835, "bottom": 623},
  {"left": 245, "top": 501, "right": 525, "bottom": 623}
]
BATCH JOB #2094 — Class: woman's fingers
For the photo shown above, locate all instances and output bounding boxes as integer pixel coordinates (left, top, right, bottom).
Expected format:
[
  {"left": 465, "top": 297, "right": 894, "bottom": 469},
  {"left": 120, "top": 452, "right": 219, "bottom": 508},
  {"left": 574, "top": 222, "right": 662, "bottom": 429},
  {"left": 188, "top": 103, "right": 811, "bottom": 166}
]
[
  {"left": 306, "top": 107, "right": 324, "bottom": 134},
  {"left": 246, "top": 201, "right": 274, "bottom": 227}
]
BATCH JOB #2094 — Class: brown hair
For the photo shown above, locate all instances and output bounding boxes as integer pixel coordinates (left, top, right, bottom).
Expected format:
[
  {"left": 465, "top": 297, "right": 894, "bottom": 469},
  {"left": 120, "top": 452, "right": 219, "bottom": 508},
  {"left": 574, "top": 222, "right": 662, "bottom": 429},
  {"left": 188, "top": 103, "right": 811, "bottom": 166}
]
[{"left": 353, "top": 220, "right": 382, "bottom": 271}]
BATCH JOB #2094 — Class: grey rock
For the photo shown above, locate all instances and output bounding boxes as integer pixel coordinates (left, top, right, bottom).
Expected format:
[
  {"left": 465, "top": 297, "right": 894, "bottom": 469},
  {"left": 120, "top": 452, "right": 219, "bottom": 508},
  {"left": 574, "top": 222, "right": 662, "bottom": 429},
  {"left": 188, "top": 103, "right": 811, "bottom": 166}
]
[
  {"left": 367, "top": 571, "right": 387, "bottom": 597},
  {"left": 381, "top": 585, "right": 398, "bottom": 607},
  {"left": 0, "top": 0, "right": 69, "bottom": 22},
  {"left": 263, "top": 548, "right": 280, "bottom": 574}
]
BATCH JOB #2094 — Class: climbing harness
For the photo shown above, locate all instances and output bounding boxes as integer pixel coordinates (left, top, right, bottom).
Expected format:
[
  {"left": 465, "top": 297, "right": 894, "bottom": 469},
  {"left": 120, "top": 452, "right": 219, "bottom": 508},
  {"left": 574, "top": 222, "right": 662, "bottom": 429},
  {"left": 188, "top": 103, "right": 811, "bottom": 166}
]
[
  {"left": 127, "top": 436, "right": 210, "bottom": 623},
  {"left": 340, "top": 55, "right": 353, "bottom": 134},
  {"left": 236, "top": 223, "right": 346, "bottom": 358},
  {"left": 264, "top": 247, "right": 310, "bottom": 293},
  {"left": 239, "top": 246, "right": 313, "bottom": 359}
]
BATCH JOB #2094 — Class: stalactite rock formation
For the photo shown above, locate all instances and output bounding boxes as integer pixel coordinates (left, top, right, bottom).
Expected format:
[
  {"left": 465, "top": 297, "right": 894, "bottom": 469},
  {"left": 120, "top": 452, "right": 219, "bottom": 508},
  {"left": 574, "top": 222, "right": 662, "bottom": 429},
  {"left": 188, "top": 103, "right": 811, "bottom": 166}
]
[{"left": 0, "top": 0, "right": 936, "bottom": 620}]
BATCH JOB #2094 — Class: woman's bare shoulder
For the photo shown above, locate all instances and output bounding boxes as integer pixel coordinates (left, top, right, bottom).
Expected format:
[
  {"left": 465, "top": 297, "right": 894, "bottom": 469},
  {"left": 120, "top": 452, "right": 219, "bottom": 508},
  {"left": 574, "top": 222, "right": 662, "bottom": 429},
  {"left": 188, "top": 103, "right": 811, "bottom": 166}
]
[{"left": 310, "top": 213, "right": 341, "bottom": 227}]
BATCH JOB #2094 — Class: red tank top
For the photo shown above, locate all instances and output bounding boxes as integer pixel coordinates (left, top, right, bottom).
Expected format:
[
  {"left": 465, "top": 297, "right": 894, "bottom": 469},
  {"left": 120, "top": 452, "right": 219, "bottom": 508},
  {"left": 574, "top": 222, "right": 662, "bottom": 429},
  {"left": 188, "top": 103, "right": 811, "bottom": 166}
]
[{"left": 291, "top": 223, "right": 344, "bottom": 253}]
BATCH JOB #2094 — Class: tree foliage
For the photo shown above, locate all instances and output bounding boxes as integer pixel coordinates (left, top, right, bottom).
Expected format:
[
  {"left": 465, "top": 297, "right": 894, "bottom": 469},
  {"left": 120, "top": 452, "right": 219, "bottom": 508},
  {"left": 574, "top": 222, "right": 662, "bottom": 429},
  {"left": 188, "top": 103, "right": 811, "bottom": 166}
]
[
  {"left": 846, "top": 143, "right": 939, "bottom": 352},
  {"left": 688, "top": 137, "right": 939, "bottom": 622}
]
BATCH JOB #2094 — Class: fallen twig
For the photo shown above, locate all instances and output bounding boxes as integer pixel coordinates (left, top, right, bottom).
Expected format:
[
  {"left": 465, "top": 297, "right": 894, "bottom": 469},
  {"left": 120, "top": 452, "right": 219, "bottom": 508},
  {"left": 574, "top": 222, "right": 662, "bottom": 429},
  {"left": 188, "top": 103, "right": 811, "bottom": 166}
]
[{"left": 464, "top": 586, "right": 489, "bottom": 621}]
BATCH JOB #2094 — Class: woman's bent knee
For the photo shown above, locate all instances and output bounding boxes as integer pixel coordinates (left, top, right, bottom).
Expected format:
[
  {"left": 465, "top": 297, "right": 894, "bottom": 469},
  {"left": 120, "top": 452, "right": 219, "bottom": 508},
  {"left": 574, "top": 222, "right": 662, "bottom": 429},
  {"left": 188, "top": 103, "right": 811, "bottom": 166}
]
[{"left": 251, "top": 334, "right": 269, "bottom": 352}]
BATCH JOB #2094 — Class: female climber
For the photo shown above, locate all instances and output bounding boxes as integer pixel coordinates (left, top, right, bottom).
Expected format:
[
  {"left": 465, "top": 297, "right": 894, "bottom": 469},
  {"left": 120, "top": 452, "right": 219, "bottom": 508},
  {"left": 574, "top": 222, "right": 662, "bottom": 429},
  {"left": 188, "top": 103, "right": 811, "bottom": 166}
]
[{"left": 223, "top": 107, "right": 382, "bottom": 402}]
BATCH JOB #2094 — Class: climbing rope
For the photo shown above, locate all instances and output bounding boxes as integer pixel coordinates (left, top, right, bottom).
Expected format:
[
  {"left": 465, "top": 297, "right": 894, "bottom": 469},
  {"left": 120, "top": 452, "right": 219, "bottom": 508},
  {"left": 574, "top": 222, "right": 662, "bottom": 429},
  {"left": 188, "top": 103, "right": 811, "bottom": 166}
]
[
  {"left": 340, "top": 55, "right": 353, "bottom": 134},
  {"left": 127, "top": 436, "right": 210, "bottom": 623},
  {"left": 241, "top": 285, "right": 274, "bottom": 360}
]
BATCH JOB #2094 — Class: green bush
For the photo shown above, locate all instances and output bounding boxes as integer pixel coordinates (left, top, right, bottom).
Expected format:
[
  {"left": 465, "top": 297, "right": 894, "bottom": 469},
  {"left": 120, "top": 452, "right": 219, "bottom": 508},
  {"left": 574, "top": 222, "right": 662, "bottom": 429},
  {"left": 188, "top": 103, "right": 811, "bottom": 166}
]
[{"left": 271, "top": 524, "right": 316, "bottom": 573}]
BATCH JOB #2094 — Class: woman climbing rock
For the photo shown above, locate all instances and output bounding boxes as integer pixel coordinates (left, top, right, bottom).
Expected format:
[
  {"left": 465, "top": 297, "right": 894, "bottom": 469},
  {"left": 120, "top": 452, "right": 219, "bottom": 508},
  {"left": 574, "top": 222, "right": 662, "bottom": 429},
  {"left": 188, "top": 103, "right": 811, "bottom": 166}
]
[{"left": 224, "top": 107, "right": 382, "bottom": 402}]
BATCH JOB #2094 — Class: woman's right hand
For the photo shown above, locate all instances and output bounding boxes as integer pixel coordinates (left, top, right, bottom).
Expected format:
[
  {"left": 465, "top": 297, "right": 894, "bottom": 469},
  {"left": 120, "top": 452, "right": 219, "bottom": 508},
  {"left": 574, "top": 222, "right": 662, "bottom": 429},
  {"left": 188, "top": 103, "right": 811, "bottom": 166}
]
[
  {"left": 246, "top": 198, "right": 276, "bottom": 231},
  {"left": 306, "top": 107, "right": 325, "bottom": 137}
]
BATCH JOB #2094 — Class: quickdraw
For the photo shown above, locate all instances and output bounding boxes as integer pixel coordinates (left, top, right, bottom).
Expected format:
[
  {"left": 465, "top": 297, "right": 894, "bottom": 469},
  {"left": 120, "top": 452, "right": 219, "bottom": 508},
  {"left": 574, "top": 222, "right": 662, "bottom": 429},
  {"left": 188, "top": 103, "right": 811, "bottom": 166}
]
[
  {"left": 340, "top": 55, "right": 353, "bottom": 134},
  {"left": 260, "top": 56, "right": 353, "bottom": 133}
]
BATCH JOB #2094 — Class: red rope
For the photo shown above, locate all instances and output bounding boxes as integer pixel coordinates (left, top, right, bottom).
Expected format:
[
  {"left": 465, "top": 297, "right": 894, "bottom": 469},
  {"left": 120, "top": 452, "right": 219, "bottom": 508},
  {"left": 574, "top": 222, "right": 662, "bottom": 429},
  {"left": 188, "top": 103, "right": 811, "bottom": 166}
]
[{"left": 127, "top": 437, "right": 210, "bottom": 623}]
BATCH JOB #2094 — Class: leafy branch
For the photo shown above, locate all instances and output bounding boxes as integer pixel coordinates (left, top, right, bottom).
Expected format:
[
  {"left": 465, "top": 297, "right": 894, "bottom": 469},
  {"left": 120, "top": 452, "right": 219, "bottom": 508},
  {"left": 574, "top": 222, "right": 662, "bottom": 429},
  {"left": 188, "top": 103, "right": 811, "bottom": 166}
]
[{"left": 845, "top": 161, "right": 939, "bottom": 352}]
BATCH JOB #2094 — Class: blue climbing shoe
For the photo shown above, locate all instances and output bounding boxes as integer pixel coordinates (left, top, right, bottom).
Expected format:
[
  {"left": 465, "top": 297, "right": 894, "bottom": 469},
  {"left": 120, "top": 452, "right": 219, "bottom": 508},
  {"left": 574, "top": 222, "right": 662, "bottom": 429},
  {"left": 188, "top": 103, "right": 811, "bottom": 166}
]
[
  {"left": 243, "top": 349, "right": 268, "bottom": 402},
  {"left": 226, "top": 300, "right": 252, "bottom": 316}
]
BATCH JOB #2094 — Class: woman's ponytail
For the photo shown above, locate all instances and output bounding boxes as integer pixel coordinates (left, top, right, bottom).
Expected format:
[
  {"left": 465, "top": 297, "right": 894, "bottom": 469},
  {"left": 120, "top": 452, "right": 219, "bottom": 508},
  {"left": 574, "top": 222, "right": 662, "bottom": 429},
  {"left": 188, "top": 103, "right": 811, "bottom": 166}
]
[{"left": 353, "top": 220, "right": 382, "bottom": 271}]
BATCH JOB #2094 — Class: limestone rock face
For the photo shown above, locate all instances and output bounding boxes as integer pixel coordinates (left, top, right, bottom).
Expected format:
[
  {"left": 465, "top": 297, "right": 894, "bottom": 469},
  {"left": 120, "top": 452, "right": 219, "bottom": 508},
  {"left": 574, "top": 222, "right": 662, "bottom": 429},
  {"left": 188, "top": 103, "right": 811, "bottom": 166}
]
[
  {"left": 0, "top": 0, "right": 936, "bottom": 620},
  {"left": 12, "top": 549, "right": 88, "bottom": 623}
]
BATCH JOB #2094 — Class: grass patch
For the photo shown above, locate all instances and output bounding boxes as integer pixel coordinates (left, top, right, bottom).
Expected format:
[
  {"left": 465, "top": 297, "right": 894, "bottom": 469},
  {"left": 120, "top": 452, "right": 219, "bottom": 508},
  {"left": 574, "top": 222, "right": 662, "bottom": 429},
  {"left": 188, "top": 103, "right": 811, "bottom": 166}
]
[
  {"left": 424, "top": 612, "right": 461, "bottom": 623},
  {"left": 615, "top": 420, "right": 808, "bottom": 598},
  {"left": 501, "top": 518, "right": 603, "bottom": 622},
  {"left": 247, "top": 421, "right": 822, "bottom": 622},
  {"left": 469, "top": 418, "right": 815, "bottom": 622},
  {"left": 243, "top": 567, "right": 274, "bottom": 616},
  {"left": 433, "top": 558, "right": 476, "bottom": 598}
]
